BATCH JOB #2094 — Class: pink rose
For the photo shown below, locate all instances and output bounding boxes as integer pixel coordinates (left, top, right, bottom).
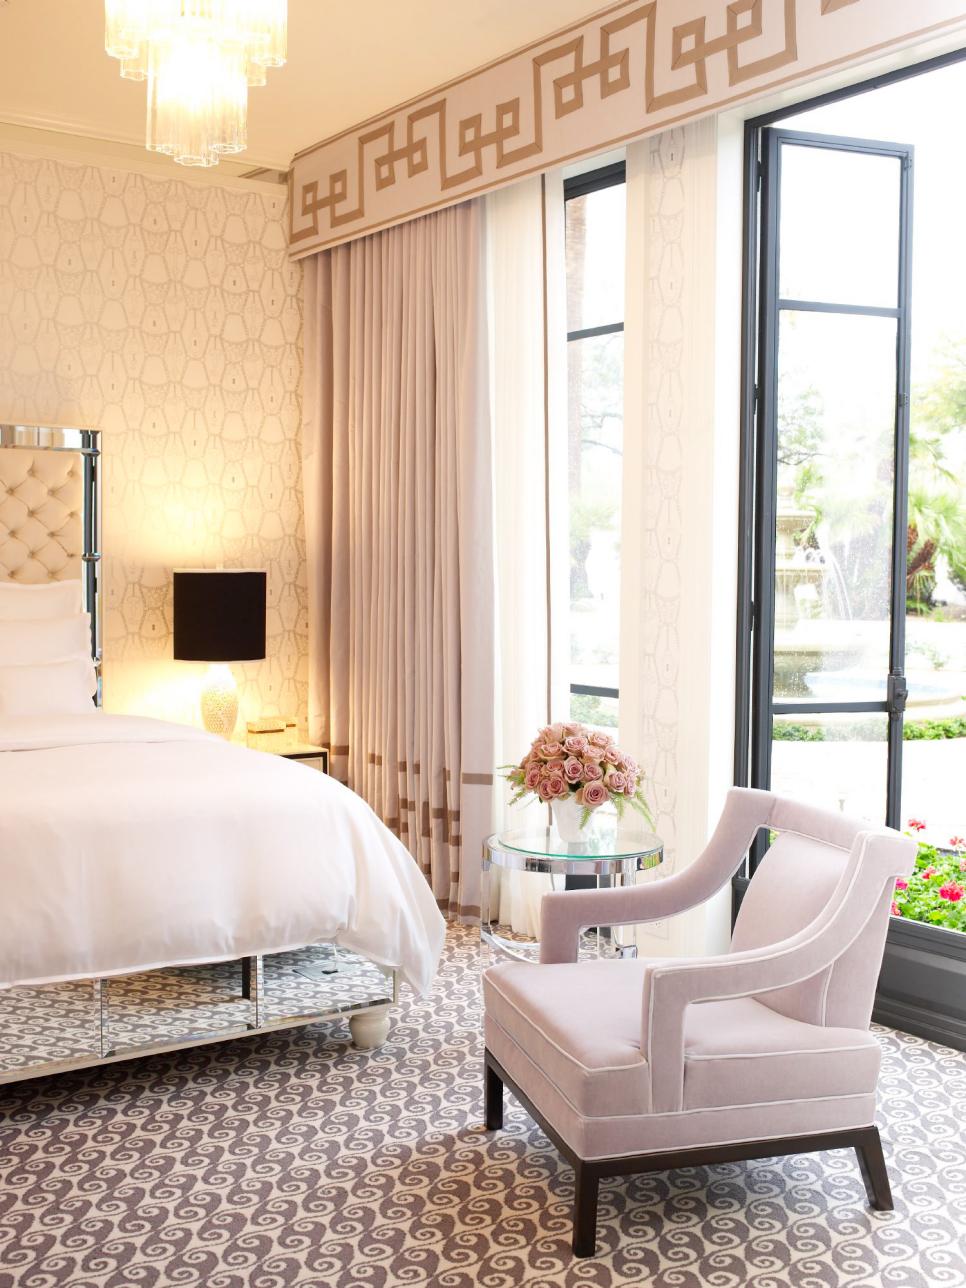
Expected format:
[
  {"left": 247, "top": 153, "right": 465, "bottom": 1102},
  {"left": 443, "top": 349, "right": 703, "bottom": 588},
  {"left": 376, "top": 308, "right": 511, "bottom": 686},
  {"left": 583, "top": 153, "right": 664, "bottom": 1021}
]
[
  {"left": 537, "top": 779, "right": 555, "bottom": 802},
  {"left": 524, "top": 764, "right": 541, "bottom": 790},
  {"left": 546, "top": 758, "right": 566, "bottom": 775},
  {"left": 604, "top": 769, "right": 627, "bottom": 793},
  {"left": 580, "top": 781, "right": 608, "bottom": 808},
  {"left": 564, "top": 734, "right": 588, "bottom": 755},
  {"left": 582, "top": 761, "right": 603, "bottom": 781},
  {"left": 545, "top": 723, "right": 567, "bottom": 743},
  {"left": 545, "top": 772, "right": 569, "bottom": 799},
  {"left": 539, "top": 741, "right": 564, "bottom": 760},
  {"left": 602, "top": 747, "right": 620, "bottom": 766},
  {"left": 563, "top": 757, "right": 584, "bottom": 783},
  {"left": 589, "top": 731, "right": 610, "bottom": 748},
  {"left": 894, "top": 878, "right": 908, "bottom": 892}
]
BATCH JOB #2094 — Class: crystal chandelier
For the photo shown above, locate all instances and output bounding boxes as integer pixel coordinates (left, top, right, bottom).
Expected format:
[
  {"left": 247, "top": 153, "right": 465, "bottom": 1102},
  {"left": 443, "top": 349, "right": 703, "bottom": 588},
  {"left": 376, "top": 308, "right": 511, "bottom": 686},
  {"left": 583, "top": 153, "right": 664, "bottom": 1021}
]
[{"left": 104, "top": 1, "right": 287, "bottom": 167}]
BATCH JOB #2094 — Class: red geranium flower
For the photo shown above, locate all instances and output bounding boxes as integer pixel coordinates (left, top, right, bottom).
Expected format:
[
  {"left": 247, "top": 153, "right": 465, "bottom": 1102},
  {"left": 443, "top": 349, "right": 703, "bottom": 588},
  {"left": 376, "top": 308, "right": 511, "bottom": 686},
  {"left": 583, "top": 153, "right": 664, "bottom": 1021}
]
[
  {"left": 907, "top": 819, "right": 926, "bottom": 832},
  {"left": 890, "top": 901, "right": 902, "bottom": 916},
  {"left": 939, "top": 883, "right": 964, "bottom": 903},
  {"left": 950, "top": 836, "right": 966, "bottom": 849},
  {"left": 921, "top": 867, "right": 937, "bottom": 880}
]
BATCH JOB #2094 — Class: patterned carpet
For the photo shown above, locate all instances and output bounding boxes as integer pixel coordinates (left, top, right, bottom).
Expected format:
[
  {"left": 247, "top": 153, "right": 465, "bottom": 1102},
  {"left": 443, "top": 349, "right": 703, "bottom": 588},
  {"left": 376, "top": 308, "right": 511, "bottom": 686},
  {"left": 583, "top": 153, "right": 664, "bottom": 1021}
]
[{"left": 1, "top": 927, "right": 964, "bottom": 1288}]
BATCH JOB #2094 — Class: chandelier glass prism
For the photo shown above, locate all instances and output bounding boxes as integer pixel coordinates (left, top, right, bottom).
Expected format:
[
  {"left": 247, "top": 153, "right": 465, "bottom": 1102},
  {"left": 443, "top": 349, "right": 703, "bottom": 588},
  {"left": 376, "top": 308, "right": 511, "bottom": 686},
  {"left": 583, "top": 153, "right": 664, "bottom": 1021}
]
[{"left": 104, "top": 1, "right": 287, "bottom": 167}]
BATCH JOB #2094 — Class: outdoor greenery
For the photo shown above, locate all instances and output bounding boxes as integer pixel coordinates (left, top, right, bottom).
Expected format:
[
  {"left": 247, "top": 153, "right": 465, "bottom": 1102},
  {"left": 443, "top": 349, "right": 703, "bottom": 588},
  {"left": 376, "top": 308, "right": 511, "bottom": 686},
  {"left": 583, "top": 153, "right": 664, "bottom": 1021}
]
[
  {"left": 774, "top": 715, "right": 966, "bottom": 742},
  {"left": 570, "top": 692, "right": 618, "bottom": 730},
  {"left": 892, "top": 824, "right": 966, "bottom": 933},
  {"left": 909, "top": 341, "right": 966, "bottom": 608},
  {"left": 780, "top": 337, "right": 966, "bottom": 614}
]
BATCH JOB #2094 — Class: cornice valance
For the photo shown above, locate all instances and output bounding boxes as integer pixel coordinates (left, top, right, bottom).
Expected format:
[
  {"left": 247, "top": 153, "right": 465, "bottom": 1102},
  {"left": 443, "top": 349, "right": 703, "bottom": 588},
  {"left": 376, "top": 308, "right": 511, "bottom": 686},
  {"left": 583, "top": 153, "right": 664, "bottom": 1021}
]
[{"left": 288, "top": 0, "right": 966, "bottom": 258}]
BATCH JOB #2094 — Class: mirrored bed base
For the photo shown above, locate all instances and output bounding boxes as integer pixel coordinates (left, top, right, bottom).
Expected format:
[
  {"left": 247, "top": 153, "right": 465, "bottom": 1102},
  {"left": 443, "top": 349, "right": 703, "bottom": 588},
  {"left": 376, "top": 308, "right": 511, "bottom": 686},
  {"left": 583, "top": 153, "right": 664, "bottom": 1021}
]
[
  {"left": 0, "top": 948, "right": 398, "bottom": 1085},
  {"left": 0, "top": 424, "right": 398, "bottom": 1085}
]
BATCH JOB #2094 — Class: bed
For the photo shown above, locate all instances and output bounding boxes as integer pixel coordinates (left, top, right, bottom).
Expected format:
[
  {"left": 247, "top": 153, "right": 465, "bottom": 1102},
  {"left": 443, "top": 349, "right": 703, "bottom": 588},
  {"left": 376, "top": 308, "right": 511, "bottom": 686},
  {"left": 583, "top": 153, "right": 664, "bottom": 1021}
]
[{"left": 0, "top": 424, "right": 445, "bottom": 1083}]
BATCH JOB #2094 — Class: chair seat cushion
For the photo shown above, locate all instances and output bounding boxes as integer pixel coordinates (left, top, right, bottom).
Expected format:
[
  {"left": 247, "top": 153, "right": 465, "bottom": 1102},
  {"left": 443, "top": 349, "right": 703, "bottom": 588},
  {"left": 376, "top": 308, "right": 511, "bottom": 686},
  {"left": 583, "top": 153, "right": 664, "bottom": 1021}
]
[
  {"left": 483, "top": 960, "right": 882, "bottom": 1121},
  {"left": 483, "top": 959, "right": 650, "bottom": 1119},
  {"left": 683, "top": 995, "right": 881, "bottom": 1109}
]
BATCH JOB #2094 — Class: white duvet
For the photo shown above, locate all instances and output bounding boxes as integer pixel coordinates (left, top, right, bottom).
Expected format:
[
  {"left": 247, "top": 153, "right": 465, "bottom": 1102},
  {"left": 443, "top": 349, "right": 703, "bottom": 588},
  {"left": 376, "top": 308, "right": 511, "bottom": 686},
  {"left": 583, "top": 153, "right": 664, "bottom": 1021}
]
[{"left": 0, "top": 713, "right": 445, "bottom": 995}]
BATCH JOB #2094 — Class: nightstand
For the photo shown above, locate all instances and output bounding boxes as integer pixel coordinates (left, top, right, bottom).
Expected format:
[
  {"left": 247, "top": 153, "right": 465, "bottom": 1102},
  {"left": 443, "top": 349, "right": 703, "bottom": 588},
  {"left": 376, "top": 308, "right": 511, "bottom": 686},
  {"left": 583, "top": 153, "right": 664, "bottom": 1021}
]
[{"left": 278, "top": 743, "right": 328, "bottom": 773}]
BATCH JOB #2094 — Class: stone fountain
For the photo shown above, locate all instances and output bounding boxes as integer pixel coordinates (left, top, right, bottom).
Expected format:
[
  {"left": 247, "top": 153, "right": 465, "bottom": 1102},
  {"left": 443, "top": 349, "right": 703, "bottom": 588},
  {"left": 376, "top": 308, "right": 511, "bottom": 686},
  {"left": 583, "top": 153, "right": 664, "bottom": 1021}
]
[{"left": 773, "top": 483, "right": 864, "bottom": 697}]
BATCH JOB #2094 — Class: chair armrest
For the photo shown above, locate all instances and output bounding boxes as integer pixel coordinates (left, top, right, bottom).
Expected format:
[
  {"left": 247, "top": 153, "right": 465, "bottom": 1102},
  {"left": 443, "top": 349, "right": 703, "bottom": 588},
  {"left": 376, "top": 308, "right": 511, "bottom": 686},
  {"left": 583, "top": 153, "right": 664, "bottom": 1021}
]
[
  {"left": 643, "top": 829, "right": 916, "bottom": 1112},
  {"left": 538, "top": 786, "right": 774, "bottom": 963},
  {"left": 539, "top": 873, "right": 711, "bottom": 964}
]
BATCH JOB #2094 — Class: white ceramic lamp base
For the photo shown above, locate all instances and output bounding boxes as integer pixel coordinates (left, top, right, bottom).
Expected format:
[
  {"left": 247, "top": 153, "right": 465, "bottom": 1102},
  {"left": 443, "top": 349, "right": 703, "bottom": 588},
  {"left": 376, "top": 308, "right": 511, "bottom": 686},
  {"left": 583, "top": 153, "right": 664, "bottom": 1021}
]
[{"left": 200, "top": 664, "right": 239, "bottom": 738}]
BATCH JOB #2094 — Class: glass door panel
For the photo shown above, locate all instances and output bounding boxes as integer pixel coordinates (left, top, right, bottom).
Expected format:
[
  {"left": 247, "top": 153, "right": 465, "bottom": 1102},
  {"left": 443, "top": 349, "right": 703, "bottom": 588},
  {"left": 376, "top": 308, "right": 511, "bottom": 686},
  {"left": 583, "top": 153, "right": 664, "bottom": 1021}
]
[
  {"left": 753, "top": 128, "right": 913, "bottom": 831},
  {"left": 775, "top": 310, "right": 898, "bottom": 701},
  {"left": 778, "top": 145, "right": 901, "bottom": 307},
  {"left": 772, "top": 713, "right": 888, "bottom": 822}
]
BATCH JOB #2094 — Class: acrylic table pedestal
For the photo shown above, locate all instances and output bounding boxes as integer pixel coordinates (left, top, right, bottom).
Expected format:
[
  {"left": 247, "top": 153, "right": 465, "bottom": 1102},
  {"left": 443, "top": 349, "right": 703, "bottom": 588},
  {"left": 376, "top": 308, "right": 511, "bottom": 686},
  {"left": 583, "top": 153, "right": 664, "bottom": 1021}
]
[{"left": 481, "top": 821, "right": 664, "bottom": 963}]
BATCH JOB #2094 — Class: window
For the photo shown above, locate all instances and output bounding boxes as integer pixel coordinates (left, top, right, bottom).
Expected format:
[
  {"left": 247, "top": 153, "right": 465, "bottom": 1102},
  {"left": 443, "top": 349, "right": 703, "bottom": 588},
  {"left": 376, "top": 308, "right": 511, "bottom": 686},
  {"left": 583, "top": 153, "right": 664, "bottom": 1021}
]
[
  {"left": 563, "top": 162, "right": 626, "bottom": 730},
  {"left": 738, "top": 55, "right": 966, "bottom": 945}
]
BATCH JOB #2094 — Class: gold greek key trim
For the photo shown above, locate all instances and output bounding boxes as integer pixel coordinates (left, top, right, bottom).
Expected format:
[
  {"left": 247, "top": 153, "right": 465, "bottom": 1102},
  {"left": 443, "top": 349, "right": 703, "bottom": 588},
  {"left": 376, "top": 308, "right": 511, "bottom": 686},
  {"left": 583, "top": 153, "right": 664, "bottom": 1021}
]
[{"left": 289, "top": 0, "right": 966, "bottom": 258}]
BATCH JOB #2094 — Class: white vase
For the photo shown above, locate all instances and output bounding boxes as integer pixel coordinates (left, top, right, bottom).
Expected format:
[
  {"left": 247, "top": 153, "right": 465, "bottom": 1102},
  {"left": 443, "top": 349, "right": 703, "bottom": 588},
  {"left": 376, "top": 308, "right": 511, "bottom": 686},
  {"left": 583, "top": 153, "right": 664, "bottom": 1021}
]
[{"left": 551, "top": 795, "right": 587, "bottom": 842}]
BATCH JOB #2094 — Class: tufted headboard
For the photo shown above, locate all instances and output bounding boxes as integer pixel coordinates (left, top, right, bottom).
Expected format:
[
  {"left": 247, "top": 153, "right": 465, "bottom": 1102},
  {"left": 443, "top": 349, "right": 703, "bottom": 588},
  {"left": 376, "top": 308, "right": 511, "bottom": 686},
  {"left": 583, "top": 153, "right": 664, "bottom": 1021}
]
[
  {"left": 0, "top": 446, "right": 83, "bottom": 583},
  {"left": 0, "top": 424, "right": 101, "bottom": 680}
]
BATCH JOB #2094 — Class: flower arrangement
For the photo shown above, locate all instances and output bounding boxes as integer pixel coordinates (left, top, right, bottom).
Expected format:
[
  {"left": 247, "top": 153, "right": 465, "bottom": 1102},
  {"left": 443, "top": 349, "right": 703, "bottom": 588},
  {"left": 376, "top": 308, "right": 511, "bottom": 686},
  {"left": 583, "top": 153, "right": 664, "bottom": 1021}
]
[
  {"left": 504, "top": 722, "right": 652, "bottom": 828},
  {"left": 891, "top": 821, "right": 965, "bottom": 934}
]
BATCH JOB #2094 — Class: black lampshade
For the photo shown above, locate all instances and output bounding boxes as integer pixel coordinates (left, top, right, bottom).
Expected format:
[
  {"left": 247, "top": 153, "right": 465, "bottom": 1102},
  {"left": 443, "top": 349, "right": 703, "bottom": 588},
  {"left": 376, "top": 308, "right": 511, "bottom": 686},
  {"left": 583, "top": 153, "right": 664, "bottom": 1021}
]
[{"left": 173, "top": 570, "right": 266, "bottom": 662}]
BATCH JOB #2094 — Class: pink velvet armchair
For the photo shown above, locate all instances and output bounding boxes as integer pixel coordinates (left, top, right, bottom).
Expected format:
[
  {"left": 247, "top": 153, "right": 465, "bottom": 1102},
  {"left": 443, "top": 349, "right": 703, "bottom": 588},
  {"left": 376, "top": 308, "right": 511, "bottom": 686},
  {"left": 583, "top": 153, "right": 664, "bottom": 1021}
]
[{"left": 482, "top": 787, "right": 916, "bottom": 1257}]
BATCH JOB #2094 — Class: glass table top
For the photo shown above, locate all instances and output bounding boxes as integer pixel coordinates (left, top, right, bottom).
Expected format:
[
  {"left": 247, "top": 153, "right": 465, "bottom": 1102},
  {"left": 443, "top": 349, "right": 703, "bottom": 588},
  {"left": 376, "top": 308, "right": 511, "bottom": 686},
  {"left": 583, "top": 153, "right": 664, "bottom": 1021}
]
[{"left": 491, "top": 822, "right": 663, "bottom": 861}]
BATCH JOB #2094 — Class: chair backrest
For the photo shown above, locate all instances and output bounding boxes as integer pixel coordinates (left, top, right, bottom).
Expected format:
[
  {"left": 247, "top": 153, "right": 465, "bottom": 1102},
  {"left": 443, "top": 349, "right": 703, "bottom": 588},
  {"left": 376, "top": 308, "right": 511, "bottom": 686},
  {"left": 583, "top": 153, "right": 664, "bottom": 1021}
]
[{"left": 730, "top": 795, "right": 909, "bottom": 1029}]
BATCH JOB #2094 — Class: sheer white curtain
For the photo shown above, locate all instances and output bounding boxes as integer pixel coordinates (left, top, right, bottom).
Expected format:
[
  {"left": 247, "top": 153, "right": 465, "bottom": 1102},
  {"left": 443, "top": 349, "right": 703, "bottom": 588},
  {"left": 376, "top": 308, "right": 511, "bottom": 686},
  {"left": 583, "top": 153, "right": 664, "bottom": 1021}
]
[
  {"left": 485, "top": 175, "right": 560, "bottom": 935},
  {"left": 301, "top": 200, "right": 494, "bottom": 922}
]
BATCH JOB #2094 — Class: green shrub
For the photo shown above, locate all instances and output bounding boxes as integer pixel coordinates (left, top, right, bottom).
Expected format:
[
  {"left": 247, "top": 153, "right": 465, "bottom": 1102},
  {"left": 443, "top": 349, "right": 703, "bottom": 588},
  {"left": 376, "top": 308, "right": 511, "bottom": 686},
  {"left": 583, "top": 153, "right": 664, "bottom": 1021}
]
[{"left": 774, "top": 715, "right": 966, "bottom": 742}]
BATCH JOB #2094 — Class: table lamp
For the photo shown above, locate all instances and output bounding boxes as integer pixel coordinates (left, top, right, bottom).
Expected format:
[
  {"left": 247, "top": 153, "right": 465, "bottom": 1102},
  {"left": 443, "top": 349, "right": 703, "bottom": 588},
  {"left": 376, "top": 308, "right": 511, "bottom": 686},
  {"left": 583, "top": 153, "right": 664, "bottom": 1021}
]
[{"left": 173, "top": 569, "right": 266, "bottom": 738}]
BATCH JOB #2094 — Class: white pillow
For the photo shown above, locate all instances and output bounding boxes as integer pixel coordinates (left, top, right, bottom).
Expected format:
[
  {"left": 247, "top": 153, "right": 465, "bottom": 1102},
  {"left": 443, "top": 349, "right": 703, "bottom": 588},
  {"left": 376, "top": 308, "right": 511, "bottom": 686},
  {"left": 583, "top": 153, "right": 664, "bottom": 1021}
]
[
  {"left": 0, "top": 656, "right": 98, "bottom": 716},
  {"left": 0, "top": 614, "right": 91, "bottom": 667},
  {"left": 0, "top": 580, "right": 83, "bottom": 621}
]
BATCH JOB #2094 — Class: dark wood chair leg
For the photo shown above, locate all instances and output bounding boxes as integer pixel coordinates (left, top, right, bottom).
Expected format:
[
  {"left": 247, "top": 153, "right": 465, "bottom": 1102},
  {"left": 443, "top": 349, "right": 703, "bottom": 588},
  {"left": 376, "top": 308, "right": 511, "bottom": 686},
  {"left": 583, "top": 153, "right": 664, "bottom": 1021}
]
[
  {"left": 241, "top": 957, "right": 253, "bottom": 1000},
  {"left": 855, "top": 1126, "right": 894, "bottom": 1211},
  {"left": 572, "top": 1163, "right": 600, "bottom": 1258},
  {"left": 484, "top": 1056, "right": 504, "bottom": 1130}
]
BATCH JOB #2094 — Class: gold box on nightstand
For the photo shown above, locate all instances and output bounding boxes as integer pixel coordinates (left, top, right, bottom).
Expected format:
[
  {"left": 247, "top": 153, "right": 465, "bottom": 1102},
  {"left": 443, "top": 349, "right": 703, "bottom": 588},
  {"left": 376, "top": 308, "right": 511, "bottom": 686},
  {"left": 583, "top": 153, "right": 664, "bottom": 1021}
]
[{"left": 246, "top": 717, "right": 298, "bottom": 752}]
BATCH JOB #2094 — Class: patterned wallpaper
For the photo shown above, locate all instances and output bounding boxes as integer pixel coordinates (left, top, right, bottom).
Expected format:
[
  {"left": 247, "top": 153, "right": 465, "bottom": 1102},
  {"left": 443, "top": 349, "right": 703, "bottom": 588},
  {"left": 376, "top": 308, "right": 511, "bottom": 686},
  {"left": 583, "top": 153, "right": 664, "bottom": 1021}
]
[{"left": 0, "top": 149, "right": 306, "bottom": 726}]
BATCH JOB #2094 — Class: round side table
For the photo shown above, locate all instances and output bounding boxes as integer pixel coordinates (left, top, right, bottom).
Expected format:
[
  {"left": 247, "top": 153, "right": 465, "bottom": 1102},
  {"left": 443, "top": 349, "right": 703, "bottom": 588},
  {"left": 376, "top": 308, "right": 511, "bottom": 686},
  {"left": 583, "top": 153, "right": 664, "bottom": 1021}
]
[{"left": 482, "top": 821, "right": 663, "bottom": 963}]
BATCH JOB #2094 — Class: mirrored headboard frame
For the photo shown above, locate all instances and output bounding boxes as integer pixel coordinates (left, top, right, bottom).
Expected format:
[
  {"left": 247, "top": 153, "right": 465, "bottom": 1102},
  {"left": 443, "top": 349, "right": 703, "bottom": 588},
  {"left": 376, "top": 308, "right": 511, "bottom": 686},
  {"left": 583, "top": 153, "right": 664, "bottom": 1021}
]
[{"left": 0, "top": 424, "right": 102, "bottom": 701}]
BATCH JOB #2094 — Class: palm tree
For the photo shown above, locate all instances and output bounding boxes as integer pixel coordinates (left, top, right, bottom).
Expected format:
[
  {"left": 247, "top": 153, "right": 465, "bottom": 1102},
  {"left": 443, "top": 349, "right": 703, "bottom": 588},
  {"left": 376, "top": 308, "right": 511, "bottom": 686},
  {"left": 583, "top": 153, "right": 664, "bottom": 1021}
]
[{"left": 908, "top": 342, "right": 966, "bottom": 609}]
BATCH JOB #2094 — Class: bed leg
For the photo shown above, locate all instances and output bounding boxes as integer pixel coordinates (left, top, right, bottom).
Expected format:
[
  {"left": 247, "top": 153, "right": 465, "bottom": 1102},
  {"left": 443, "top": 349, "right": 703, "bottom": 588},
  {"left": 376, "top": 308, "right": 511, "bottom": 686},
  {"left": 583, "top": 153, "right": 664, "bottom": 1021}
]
[{"left": 349, "top": 1006, "right": 390, "bottom": 1050}]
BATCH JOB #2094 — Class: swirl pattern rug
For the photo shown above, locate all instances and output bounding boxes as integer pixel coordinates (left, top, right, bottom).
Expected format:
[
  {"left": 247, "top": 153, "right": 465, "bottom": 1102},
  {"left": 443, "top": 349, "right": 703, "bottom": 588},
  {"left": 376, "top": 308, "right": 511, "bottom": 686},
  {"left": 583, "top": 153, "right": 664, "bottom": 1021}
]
[{"left": 1, "top": 927, "right": 964, "bottom": 1288}]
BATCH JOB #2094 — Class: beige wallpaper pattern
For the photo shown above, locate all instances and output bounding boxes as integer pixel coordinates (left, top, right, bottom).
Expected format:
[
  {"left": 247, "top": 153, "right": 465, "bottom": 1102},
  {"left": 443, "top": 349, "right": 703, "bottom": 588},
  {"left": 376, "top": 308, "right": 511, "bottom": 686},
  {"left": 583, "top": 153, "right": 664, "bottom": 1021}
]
[
  {"left": 0, "top": 149, "right": 306, "bottom": 726},
  {"left": 289, "top": 0, "right": 966, "bottom": 256}
]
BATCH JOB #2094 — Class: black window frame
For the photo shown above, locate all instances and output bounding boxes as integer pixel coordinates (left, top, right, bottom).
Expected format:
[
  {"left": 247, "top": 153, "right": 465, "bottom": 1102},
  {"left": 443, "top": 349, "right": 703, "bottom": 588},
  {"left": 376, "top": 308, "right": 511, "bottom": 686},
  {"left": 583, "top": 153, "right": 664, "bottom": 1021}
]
[
  {"left": 563, "top": 159, "right": 627, "bottom": 708},
  {"left": 735, "top": 46, "right": 966, "bottom": 881}
]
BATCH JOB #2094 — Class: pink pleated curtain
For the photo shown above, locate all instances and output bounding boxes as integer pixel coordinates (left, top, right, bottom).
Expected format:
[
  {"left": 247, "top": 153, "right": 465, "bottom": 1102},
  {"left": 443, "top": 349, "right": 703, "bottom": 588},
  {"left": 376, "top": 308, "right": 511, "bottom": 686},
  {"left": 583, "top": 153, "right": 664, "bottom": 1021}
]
[{"left": 301, "top": 200, "right": 495, "bottom": 922}]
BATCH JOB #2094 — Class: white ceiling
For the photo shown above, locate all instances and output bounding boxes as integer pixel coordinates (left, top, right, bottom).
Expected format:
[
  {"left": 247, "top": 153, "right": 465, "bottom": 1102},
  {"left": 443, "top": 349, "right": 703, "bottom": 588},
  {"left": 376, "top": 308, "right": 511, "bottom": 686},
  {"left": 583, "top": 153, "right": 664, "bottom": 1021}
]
[{"left": 0, "top": 0, "right": 607, "bottom": 171}]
